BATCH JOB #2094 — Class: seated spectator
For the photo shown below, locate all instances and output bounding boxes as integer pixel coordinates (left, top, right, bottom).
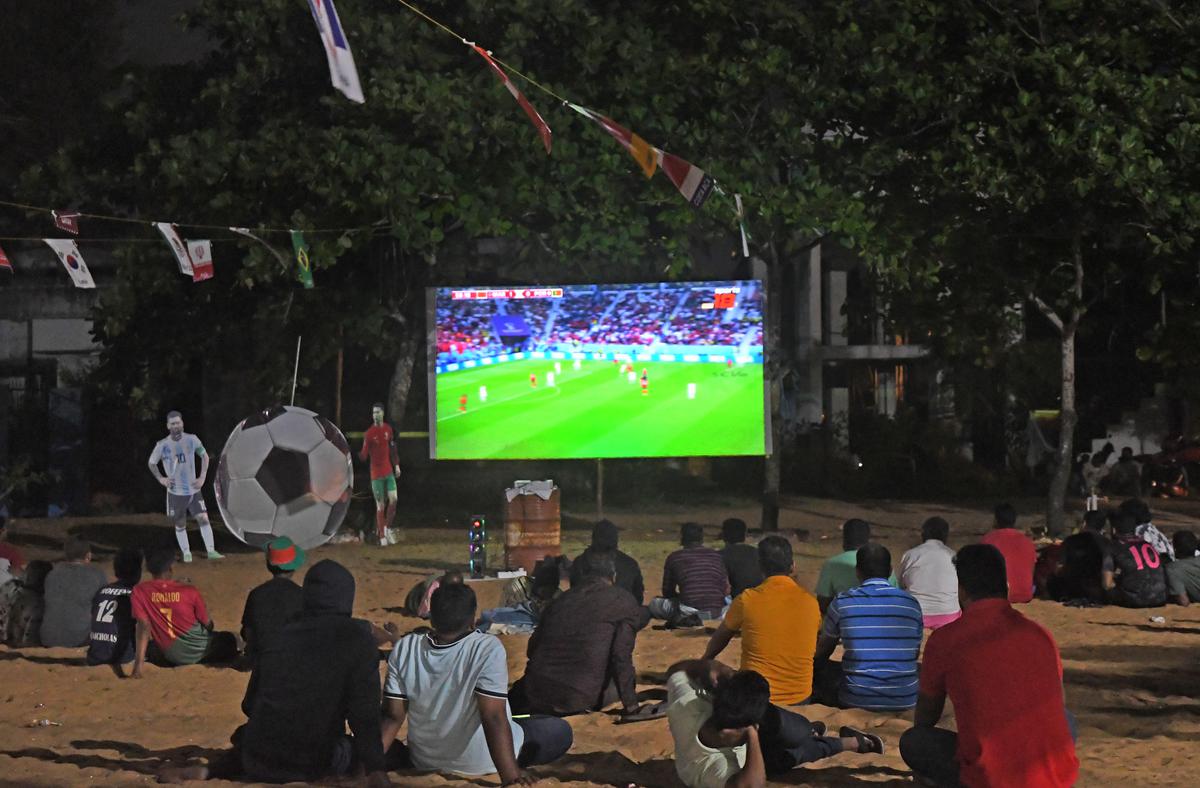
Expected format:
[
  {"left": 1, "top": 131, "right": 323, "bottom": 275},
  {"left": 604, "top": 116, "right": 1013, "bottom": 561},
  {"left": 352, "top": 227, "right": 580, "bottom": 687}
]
[
  {"left": 87, "top": 548, "right": 142, "bottom": 674},
  {"left": 901, "top": 544, "right": 1078, "bottom": 787},
  {"left": 1104, "top": 510, "right": 1167, "bottom": 608},
  {"left": 241, "top": 537, "right": 306, "bottom": 665},
  {"left": 815, "top": 519, "right": 895, "bottom": 612},
  {"left": 159, "top": 560, "right": 388, "bottom": 786},
  {"left": 383, "top": 583, "right": 573, "bottom": 782},
  {"left": 41, "top": 537, "right": 108, "bottom": 648},
  {"left": 131, "top": 548, "right": 238, "bottom": 675},
  {"left": 899, "top": 516, "right": 961, "bottom": 629},
  {"left": 650, "top": 523, "right": 729, "bottom": 623},
  {"left": 719, "top": 518, "right": 763, "bottom": 598},
  {"left": 1120, "top": 498, "right": 1174, "bottom": 560},
  {"left": 510, "top": 551, "right": 645, "bottom": 717},
  {"left": 980, "top": 503, "right": 1037, "bottom": 603},
  {"left": 569, "top": 519, "right": 645, "bottom": 604},
  {"left": 666, "top": 659, "right": 883, "bottom": 787},
  {"left": 814, "top": 544, "right": 923, "bottom": 710},
  {"left": 1047, "top": 510, "right": 1109, "bottom": 603},
  {"left": 480, "top": 558, "right": 565, "bottom": 633},
  {"left": 0, "top": 513, "right": 25, "bottom": 574},
  {"left": 1168, "top": 531, "right": 1200, "bottom": 606},
  {"left": 5, "top": 560, "right": 51, "bottom": 646},
  {"left": 0, "top": 558, "right": 20, "bottom": 642},
  {"left": 406, "top": 571, "right": 464, "bottom": 619},
  {"left": 703, "top": 536, "right": 820, "bottom": 705}
]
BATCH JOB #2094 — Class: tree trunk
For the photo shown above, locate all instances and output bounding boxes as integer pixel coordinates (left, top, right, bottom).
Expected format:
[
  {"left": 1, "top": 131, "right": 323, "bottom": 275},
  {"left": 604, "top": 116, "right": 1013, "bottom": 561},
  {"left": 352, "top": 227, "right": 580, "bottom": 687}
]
[
  {"left": 387, "top": 330, "right": 421, "bottom": 432},
  {"left": 1046, "top": 326, "right": 1077, "bottom": 536},
  {"left": 762, "top": 247, "right": 784, "bottom": 532}
]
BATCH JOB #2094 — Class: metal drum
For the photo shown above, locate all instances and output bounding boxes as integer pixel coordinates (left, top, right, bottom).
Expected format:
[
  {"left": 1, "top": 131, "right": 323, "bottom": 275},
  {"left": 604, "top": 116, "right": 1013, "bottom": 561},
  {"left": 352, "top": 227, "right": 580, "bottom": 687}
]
[{"left": 503, "top": 486, "right": 561, "bottom": 573}]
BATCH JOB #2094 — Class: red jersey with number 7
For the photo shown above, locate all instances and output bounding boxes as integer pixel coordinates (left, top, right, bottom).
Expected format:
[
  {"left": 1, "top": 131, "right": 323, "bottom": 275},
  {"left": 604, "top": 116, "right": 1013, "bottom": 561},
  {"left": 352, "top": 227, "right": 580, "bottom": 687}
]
[
  {"left": 360, "top": 423, "right": 398, "bottom": 481},
  {"left": 131, "top": 579, "right": 209, "bottom": 650}
]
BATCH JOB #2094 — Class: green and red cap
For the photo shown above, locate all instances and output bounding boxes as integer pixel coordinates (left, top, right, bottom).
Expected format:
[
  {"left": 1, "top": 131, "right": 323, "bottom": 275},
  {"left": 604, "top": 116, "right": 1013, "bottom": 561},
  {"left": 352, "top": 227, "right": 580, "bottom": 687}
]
[{"left": 266, "top": 536, "right": 306, "bottom": 571}]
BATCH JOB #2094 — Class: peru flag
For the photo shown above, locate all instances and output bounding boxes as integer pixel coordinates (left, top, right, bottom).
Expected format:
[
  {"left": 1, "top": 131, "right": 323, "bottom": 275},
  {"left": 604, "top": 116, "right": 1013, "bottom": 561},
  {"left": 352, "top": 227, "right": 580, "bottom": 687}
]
[{"left": 471, "top": 45, "right": 552, "bottom": 154}]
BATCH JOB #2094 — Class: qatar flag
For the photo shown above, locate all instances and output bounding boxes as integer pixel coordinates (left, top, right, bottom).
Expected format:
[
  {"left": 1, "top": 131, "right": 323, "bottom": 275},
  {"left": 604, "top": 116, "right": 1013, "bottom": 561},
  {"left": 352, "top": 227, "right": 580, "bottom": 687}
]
[{"left": 44, "top": 239, "right": 95, "bottom": 288}]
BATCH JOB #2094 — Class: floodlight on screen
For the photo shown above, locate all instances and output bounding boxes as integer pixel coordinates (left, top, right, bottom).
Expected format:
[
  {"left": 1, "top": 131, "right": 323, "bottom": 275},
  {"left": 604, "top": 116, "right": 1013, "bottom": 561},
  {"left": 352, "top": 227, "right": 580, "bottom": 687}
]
[{"left": 426, "top": 281, "right": 768, "bottom": 460}]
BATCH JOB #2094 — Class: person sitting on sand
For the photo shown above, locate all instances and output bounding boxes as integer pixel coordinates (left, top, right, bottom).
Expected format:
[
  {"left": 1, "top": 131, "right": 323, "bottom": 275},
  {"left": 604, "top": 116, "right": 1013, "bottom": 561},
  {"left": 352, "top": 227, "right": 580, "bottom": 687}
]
[
  {"left": 5, "top": 559, "right": 51, "bottom": 647},
  {"left": 719, "top": 518, "right": 764, "bottom": 598},
  {"left": 1047, "top": 510, "right": 1109, "bottom": 603},
  {"left": 241, "top": 537, "right": 306, "bottom": 665},
  {"left": 1167, "top": 531, "right": 1200, "bottom": 606},
  {"left": 815, "top": 519, "right": 896, "bottom": 612},
  {"left": 901, "top": 544, "right": 1078, "bottom": 787},
  {"left": 158, "top": 559, "right": 388, "bottom": 786},
  {"left": 979, "top": 503, "right": 1037, "bottom": 603},
  {"left": 382, "top": 582, "right": 573, "bottom": 783},
  {"left": 510, "top": 551, "right": 647, "bottom": 718},
  {"left": 1120, "top": 498, "right": 1174, "bottom": 561},
  {"left": 569, "top": 519, "right": 645, "bottom": 604},
  {"left": 899, "top": 517, "right": 961, "bottom": 629},
  {"left": 666, "top": 658, "right": 883, "bottom": 788},
  {"left": 814, "top": 544, "right": 923, "bottom": 710},
  {"left": 86, "top": 548, "right": 142, "bottom": 674},
  {"left": 1104, "top": 510, "right": 1167, "bottom": 608},
  {"left": 131, "top": 548, "right": 238, "bottom": 675},
  {"left": 650, "top": 522, "right": 730, "bottom": 624},
  {"left": 41, "top": 537, "right": 108, "bottom": 648},
  {"left": 702, "top": 536, "right": 820, "bottom": 706}
]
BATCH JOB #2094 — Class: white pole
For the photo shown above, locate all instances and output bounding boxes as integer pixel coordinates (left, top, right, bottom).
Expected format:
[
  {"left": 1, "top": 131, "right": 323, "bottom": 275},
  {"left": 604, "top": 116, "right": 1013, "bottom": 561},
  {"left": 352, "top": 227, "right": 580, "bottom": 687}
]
[{"left": 291, "top": 335, "right": 302, "bottom": 406}]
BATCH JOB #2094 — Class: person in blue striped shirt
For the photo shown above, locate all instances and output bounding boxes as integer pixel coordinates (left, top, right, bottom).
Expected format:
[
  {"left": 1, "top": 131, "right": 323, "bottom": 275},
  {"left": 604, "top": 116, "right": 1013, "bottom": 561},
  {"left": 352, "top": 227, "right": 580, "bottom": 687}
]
[{"left": 813, "top": 543, "right": 923, "bottom": 710}]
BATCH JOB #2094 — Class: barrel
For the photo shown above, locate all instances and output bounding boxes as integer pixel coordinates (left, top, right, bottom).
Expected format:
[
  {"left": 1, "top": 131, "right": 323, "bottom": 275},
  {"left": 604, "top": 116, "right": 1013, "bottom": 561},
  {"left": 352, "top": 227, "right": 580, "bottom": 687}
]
[{"left": 503, "top": 486, "right": 562, "bottom": 573}]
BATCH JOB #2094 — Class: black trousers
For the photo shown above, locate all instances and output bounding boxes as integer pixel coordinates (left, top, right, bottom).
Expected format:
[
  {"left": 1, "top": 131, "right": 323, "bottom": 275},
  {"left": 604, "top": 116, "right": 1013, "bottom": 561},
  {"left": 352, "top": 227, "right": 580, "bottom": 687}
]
[{"left": 758, "top": 704, "right": 844, "bottom": 774}]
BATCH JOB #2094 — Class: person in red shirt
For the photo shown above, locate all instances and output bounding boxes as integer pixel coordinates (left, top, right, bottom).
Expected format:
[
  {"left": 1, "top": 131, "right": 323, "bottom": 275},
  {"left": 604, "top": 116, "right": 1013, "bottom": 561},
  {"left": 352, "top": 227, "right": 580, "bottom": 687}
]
[
  {"left": 0, "top": 514, "right": 24, "bottom": 574},
  {"left": 358, "top": 403, "right": 401, "bottom": 546},
  {"left": 980, "top": 502, "right": 1037, "bottom": 603},
  {"left": 901, "top": 544, "right": 1078, "bottom": 788},
  {"left": 131, "top": 548, "right": 237, "bottom": 676}
]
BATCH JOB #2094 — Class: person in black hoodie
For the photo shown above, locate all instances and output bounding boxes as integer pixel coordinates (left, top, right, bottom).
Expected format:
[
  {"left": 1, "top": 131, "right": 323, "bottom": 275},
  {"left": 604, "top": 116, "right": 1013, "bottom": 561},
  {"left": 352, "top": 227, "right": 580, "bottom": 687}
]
[
  {"left": 158, "top": 560, "right": 386, "bottom": 786},
  {"left": 569, "top": 519, "right": 645, "bottom": 604}
]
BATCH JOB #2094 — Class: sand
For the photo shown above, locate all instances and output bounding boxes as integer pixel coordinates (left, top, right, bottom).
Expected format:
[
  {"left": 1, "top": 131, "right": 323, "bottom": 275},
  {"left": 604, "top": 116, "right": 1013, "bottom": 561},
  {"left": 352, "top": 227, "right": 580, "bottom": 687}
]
[{"left": 3, "top": 496, "right": 1200, "bottom": 787}]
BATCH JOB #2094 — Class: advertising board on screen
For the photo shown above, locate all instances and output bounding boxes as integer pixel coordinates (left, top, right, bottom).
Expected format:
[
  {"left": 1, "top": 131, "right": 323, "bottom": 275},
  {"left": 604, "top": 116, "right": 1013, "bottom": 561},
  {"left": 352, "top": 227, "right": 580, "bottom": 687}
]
[{"left": 427, "top": 281, "right": 767, "bottom": 459}]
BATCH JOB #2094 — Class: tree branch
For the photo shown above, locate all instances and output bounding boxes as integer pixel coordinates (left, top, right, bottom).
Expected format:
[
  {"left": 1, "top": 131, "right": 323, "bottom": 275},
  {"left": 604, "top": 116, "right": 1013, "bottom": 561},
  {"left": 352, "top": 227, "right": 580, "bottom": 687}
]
[{"left": 1029, "top": 292, "right": 1064, "bottom": 333}]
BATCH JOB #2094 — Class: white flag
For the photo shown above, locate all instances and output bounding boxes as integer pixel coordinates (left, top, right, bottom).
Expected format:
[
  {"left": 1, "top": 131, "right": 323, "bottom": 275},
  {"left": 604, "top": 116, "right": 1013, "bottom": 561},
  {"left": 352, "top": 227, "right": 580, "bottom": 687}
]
[
  {"left": 44, "top": 239, "right": 96, "bottom": 288},
  {"left": 154, "top": 222, "right": 194, "bottom": 275},
  {"left": 307, "top": 0, "right": 365, "bottom": 103},
  {"left": 187, "top": 240, "right": 214, "bottom": 282}
]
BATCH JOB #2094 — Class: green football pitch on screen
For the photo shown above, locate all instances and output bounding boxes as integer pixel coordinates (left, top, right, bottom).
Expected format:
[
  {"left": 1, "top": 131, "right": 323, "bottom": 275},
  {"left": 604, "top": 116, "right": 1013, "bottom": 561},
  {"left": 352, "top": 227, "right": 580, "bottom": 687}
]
[{"left": 434, "top": 358, "right": 764, "bottom": 459}]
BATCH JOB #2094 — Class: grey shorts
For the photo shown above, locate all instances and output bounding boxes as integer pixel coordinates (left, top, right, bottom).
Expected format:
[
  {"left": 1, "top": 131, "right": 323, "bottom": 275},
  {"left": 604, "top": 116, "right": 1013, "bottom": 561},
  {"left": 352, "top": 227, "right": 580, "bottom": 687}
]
[{"left": 167, "top": 492, "right": 207, "bottom": 522}]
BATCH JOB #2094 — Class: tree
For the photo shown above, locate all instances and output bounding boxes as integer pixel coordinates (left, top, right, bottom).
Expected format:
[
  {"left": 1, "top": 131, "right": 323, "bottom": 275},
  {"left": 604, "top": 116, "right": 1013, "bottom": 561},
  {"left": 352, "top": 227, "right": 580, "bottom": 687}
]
[{"left": 796, "top": 0, "right": 1200, "bottom": 532}]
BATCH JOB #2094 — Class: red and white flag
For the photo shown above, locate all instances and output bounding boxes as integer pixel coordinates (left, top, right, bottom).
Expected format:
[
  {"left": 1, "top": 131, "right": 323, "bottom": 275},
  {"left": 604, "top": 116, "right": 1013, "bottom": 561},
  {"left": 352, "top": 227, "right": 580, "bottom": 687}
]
[
  {"left": 471, "top": 45, "right": 552, "bottom": 154},
  {"left": 44, "top": 239, "right": 95, "bottom": 288},
  {"left": 658, "top": 150, "right": 715, "bottom": 208},
  {"left": 154, "top": 222, "right": 194, "bottom": 276},
  {"left": 568, "top": 103, "right": 656, "bottom": 177},
  {"left": 52, "top": 210, "right": 80, "bottom": 235},
  {"left": 0, "top": 244, "right": 12, "bottom": 275},
  {"left": 187, "top": 240, "right": 214, "bottom": 282}
]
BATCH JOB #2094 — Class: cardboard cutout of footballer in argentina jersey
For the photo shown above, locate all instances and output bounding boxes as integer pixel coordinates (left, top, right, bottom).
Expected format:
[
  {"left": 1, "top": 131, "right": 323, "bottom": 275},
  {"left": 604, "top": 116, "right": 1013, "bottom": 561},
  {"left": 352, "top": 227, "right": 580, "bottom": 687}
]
[
  {"left": 148, "top": 411, "right": 223, "bottom": 562},
  {"left": 359, "top": 403, "right": 401, "bottom": 546}
]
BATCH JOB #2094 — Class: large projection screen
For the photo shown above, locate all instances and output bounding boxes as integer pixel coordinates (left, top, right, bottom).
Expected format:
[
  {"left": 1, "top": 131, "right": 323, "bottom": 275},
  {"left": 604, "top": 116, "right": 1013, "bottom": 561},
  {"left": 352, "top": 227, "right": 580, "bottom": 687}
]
[{"left": 427, "top": 281, "right": 768, "bottom": 460}]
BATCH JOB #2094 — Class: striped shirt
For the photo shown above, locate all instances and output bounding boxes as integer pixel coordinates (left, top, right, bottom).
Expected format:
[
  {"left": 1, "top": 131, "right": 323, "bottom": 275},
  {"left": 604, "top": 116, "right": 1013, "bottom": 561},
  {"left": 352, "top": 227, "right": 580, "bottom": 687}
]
[
  {"left": 662, "top": 547, "right": 729, "bottom": 613},
  {"left": 822, "top": 578, "right": 923, "bottom": 710},
  {"left": 149, "top": 434, "right": 206, "bottom": 496}
]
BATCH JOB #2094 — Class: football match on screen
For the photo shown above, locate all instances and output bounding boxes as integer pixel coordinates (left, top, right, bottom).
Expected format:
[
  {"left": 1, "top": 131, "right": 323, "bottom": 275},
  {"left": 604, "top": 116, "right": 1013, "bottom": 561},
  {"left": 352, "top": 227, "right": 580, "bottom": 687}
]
[{"left": 429, "top": 281, "right": 766, "bottom": 460}]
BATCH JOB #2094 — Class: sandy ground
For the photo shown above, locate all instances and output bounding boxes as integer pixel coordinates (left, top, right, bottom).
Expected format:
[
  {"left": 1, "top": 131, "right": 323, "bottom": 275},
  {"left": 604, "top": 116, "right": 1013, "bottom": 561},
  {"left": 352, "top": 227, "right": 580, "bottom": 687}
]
[{"left": 3, "top": 496, "right": 1200, "bottom": 787}]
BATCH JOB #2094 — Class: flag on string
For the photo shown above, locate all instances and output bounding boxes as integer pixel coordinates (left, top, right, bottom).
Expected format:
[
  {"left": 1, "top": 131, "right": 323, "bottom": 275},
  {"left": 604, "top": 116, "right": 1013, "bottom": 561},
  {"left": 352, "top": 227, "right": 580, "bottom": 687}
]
[
  {"left": 306, "top": 0, "right": 365, "bottom": 103},
  {"left": 154, "top": 222, "right": 194, "bottom": 276},
  {"left": 568, "top": 103, "right": 655, "bottom": 177},
  {"left": 734, "top": 193, "right": 750, "bottom": 257},
  {"left": 658, "top": 150, "right": 716, "bottom": 208},
  {"left": 0, "top": 244, "right": 12, "bottom": 276},
  {"left": 470, "top": 45, "right": 552, "bottom": 154},
  {"left": 52, "top": 210, "right": 80, "bottom": 235},
  {"left": 290, "top": 231, "right": 315, "bottom": 289},
  {"left": 187, "top": 240, "right": 214, "bottom": 282},
  {"left": 44, "top": 239, "right": 95, "bottom": 288}
]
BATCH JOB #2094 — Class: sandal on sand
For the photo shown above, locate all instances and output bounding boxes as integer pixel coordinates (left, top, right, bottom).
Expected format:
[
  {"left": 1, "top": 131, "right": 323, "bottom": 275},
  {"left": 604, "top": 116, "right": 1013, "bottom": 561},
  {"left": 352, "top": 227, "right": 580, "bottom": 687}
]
[
  {"left": 839, "top": 725, "right": 885, "bottom": 755},
  {"left": 616, "top": 700, "right": 668, "bottom": 724}
]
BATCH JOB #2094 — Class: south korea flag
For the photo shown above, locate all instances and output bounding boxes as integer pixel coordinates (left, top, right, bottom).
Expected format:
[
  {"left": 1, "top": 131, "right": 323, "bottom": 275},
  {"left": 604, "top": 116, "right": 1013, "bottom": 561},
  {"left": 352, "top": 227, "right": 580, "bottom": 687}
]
[{"left": 44, "top": 239, "right": 96, "bottom": 289}]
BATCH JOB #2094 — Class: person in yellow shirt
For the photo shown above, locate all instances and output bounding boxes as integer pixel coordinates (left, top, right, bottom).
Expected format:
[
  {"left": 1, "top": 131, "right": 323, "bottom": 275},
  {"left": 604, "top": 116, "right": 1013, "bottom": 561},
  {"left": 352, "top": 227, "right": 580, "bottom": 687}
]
[{"left": 702, "top": 536, "right": 820, "bottom": 705}]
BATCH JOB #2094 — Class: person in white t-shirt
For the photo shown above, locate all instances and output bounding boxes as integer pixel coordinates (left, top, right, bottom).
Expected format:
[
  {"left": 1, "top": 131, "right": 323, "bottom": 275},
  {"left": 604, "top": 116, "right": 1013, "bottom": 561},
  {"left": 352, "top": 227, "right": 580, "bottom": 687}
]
[
  {"left": 382, "top": 583, "right": 572, "bottom": 784},
  {"left": 665, "top": 659, "right": 883, "bottom": 788},
  {"left": 899, "top": 517, "right": 961, "bottom": 630}
]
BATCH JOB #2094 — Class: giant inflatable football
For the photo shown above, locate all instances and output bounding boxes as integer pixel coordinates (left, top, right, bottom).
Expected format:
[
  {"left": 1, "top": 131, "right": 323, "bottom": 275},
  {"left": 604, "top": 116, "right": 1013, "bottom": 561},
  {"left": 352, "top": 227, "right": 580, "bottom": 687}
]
[{"left": 214, "top": 405, "right": 353, "bottom": 550}]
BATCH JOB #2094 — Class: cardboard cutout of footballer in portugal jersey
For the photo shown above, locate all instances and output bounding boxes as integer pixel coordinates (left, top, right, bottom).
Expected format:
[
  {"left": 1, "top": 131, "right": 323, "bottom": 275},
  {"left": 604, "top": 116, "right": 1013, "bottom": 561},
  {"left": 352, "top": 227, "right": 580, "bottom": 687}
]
[{"left": 359, "top": 403, "right": 401, "bottom": 545}]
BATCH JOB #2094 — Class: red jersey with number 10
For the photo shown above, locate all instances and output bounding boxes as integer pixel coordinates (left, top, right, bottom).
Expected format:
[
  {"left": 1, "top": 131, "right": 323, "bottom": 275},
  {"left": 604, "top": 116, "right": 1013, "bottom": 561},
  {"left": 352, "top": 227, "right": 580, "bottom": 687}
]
[
  {"left": 360, "top": 423, "right": 397, "bottom": 481},
  {"left": 131, "top": 579, "right": 208, "bottom": 650}
]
